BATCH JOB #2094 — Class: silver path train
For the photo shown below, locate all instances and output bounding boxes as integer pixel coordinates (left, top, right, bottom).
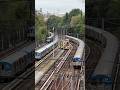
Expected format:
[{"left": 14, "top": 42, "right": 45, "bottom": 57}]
[
  {"left": 65, "top": 35, "right": 85, "bottom": 67},
  {"left": 35, "top": 36, "right": 58, "bottom": 60}
]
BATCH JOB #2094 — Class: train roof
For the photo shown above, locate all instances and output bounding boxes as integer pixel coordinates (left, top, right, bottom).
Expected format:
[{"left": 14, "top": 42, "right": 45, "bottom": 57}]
[
  {"left": 74, "top": 46, "right": 84, "bottom": 59},
  {"left": 87, "top": 26, "right": 119, "bottom": 78},
  {"left": 47, "top": 32, "right": 54, "bottom": 39},
  {"left": 0, "top": 43, "right": 35, "bottom": 64},
  {"left": 0, "top": 52, "right": 26, "bottom": 64},
  {"left": 36, "top": 36, "right": 58, "bottom": 53},
  {"left": 66, "top": 35, "right": 85, "bottom": 61},
  {"left": 21, "top": 43, "right": 35, "bottom": 53},
  {"left": 93, "top": 28, "right": 119, "bottom": 76}
]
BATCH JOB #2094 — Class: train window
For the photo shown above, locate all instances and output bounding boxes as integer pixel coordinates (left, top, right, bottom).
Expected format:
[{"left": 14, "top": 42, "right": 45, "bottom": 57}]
[
  {"left": 16, "top": 61, "right": 19, "bottom": 67},
  {"left": 14, "top": 62, "right": 17, "bottom": 72},
  {"left": 18, "top": 58, "right": 20, "bottom": 64},
  {"left": 21, "top": 58, "right": 24, "bottom": 64},
  {"left": 20, "top": 59, "right": 22, "bottom": 64},
  {"left": 21, "top": 58, "right": 23, "bottom": 63},
  {"left": 23, "top": 59, "right": 25, "bottom": 64},
  {"left": 13, "top": 63, "right": 16, "bottom": 71},
  {"left": 4, "top": 64, "right": 11, "bottom": 71},
  {"left": 23, "top": 58, "right": 25, "bottom": 63},
  {"left": 20, "top": 58, "right": 23, "bottom": 64},
  {"left": 0, "top": 63, "right": 4, "bottom": 70}
]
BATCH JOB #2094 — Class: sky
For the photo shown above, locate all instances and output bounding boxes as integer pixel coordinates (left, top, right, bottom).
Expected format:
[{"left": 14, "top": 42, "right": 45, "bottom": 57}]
[{"left": 35, "top": 0, "right": 85, "bottom": 14}]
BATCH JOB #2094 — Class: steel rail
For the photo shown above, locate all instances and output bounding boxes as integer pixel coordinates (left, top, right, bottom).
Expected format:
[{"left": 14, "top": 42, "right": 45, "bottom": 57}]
[{"left": 39, "top": 44, "right": 73, "bottom": 90}]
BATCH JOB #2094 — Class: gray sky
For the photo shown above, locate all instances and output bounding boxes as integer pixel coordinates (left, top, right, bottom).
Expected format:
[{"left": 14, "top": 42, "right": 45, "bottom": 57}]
[{"left": 35, "top": 0, "right": 85, "bottom": 14}]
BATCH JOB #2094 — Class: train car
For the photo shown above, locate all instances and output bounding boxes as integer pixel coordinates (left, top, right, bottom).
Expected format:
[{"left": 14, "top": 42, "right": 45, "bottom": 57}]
[
  {"left": 73, "top": 40, "right": 84, "bottom": 68},
  {"left": 0, "top": 52, "right": 26, "bottom": 80},
  {"left": 59, "top": 39, "right": 70, "bottom": 50},
  {"left": 59, "top": 40, "right": 64, "bottom": 49},
  {"left": 86, "top": 26, "right": 119, "bottom": 88},
  {"left": 65, "top": 39, "right": 70, "bottom": 49},
  {"left": 46, "top": 32, "right": 54, "bottom": 43},
  {"left": 21, "top": 43, "right": 35, "bottom": 65},
  {"left": 35, "top": 36, "right": 58, "bottom": 60},
  {"left": 65, "top": 35, "right": 85, "bottom": 68},
  {"left": 0, "top": 43, "right": 35, "bottom": 81},
  {"left": 73, "top": 47, "right": 84, "bottom": 62},
  {"left": 86, "top": 26, "right": 106, "bottom": 47}
]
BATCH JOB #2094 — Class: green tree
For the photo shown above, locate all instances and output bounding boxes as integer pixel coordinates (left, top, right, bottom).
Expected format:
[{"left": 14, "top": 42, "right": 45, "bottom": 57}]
[
  {"left": 63, "top": 13, "right": 70, "bottom": 25},
  {"left": 70, "top": 14, "right": 84, "bottom": 35},
  {"left": 69, "top": 9, "right": 82, "bottom": 17},
  {"left": 0, "top": 0, "right": 33, "bottom": 51},
  {"left": 47, "top": 15, "right": 62, "bottom": 30},
  {"left": 35, "top": 14, "right": 47, "bottom": 45}
]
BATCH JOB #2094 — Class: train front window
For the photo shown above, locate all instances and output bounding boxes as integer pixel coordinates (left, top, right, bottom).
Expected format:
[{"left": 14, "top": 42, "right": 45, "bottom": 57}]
[{"left": 4, "top": 64, "right": 11, "bottom": 71}]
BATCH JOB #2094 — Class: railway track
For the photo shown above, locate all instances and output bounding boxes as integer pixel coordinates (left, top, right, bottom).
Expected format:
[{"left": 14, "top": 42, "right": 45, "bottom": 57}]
[
  {"left": 2, "top": 46, "right": 60, "bottom": 90},
  {"left": 1, "top": 37, "right": 86, "bottom": 90},
  {"left": 85, "top": 39, "right": 102, "bottom": 90},
  {"left": 0, "top": 41, "right": 32, "bottom": 60},
  {"left": 35, "top": 49, "right": 65, "bottom": 85},
  {"left": 35, "top": 43, "right": 73, "bottom": 90},
  {"left": 38, "top": 41, "right": 85, "bottom": 90},
  {"left": 44, "top": 39, "right": 89, "bottom": 90}
]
